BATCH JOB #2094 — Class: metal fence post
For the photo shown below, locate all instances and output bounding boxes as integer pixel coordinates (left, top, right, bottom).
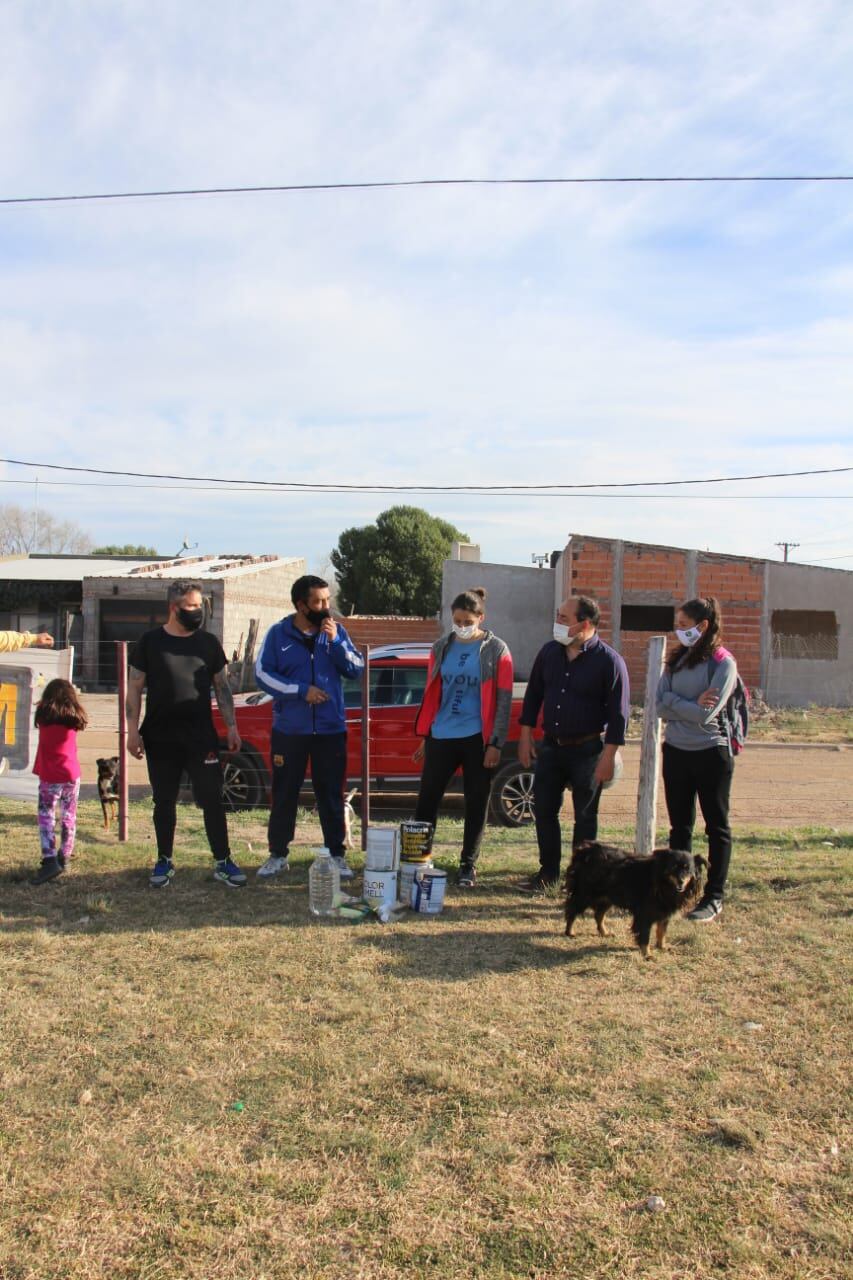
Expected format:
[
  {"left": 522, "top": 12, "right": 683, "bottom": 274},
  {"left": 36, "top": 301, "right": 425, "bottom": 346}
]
[
  {"left": 635, "top": 635, "right": 666, "bottom": 856},
  {"left": 116, "top": 640, "right": 129, "bottom": 842},
  {"left": 360, "top": 645, "right": 370, "bottom": 851}
]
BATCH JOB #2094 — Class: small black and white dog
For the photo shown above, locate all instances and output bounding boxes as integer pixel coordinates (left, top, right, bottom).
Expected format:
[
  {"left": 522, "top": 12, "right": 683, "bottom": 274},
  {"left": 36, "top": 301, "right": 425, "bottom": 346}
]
[{"left": 96, "top": 757, "right": 120, "bottom": 830}]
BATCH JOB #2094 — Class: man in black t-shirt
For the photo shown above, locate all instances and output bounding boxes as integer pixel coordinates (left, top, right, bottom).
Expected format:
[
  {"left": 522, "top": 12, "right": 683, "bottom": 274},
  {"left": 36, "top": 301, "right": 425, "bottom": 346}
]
[{"left": 126, "top": 580, "right": 247, "bottom": 888}]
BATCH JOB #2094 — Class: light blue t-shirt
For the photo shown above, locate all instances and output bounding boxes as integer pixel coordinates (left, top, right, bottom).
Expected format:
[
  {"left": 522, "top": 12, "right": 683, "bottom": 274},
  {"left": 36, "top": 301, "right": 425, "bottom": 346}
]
[{"left": 432, "top": 640, "right": 483, "bottom": 739}]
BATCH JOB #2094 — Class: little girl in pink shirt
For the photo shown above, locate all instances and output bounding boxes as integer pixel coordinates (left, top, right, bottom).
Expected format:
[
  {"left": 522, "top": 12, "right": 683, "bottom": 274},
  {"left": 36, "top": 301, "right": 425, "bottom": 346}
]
[{"left": 31, "top": 679, "right": 88, "bottom": 884}]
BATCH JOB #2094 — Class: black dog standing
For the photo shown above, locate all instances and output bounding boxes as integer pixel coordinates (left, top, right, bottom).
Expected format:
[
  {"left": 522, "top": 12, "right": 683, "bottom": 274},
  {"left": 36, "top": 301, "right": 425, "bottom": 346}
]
[{"left": 564, "top": 842, "right": 706, "bottom": 958}]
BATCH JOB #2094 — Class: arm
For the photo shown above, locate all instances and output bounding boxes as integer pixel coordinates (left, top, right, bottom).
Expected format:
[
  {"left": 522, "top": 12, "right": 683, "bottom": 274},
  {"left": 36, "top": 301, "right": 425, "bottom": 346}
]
[
  {"left": 488, "top": 646, "right": 514, "bottom": 760},
  {"left": 518, "top": 648, "right": 545, "bottom": 768},
  {"left": 658, "top": 658, "right": 738, "bottom": 726},
  {"left": 254, "top": 627, "right": 309, "bottom": 701},
  {"left": 325, "top": 623, "right": 366, "bottom": 678},
  {"left": 0, "top": 630, "right": 53, "bottom": 652},
  {"left": 602, "top": 654, "right": 629, "bottom": 746},
  {"left": 125, "top": 665, "right": 146, "bottom": 758},
  {"left": 213, "top": 668, "right": 241, "bottom": 752}
]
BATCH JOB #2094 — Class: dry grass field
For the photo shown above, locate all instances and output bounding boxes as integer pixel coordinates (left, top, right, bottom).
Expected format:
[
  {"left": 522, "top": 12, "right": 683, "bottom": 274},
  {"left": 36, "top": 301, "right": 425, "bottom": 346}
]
[{"left": 1, "top": 801, "right": 851, "bottom": 1279}]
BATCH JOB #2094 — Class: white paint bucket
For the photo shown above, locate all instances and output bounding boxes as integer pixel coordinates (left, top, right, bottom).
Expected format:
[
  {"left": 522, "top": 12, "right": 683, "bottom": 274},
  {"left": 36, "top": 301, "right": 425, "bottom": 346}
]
[
  {"left": 362, "top": 868, "right": 399, "bottom": 910},
  {"left": 365, "top": 826, "right": 400, "bottom": 871},
  {"left": 411, "top": 868, "right": 447, "bottom": 915},
  {"left": 399, "top": 859, "right": 430, "bottom": 908}
]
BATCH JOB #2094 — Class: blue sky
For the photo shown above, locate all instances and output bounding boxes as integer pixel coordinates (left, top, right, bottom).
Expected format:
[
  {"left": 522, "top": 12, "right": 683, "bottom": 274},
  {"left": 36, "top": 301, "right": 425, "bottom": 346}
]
[{"left": 1, "top": 0, "right": 852, "bottom": 573}]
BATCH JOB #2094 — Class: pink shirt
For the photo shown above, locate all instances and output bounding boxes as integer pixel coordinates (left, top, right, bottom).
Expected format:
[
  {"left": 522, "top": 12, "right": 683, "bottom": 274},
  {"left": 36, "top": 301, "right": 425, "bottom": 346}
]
[{"left": 33, "top": 723, "right": 81, "bottom": 783}]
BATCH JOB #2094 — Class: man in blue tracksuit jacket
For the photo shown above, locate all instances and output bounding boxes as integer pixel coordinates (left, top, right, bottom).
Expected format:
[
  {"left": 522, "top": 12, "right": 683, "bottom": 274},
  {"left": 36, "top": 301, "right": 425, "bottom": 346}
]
[{"left": 254, "top": 574, "right": 364, "bottom": 879}]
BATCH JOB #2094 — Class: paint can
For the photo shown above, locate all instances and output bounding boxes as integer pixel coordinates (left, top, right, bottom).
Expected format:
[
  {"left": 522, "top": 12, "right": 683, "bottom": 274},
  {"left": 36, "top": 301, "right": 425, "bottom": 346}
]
[
  {"left": 362, "top": 868, "right": 399, "bottom": 910},
  {"left": 399, "top": 819, "right": 434, "bottom": 862},
  {"left": 399, "top": 858, "right": 430, "bottom": 908},
  {"left": 411, "top": 867, "right": 447, "bottom": 915},
  {"left": 365, "top": 826, "right": 400, "bottom": 871}
]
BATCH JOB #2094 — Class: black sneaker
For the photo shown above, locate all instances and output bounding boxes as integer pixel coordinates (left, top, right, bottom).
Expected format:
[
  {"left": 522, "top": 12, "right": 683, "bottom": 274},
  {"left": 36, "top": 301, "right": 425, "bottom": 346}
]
[
  {"left": 687, "top": 897, "right": 722, "bottom": 923},
  {"left": 31, "top": 857, "right": 63, "bottom": 885},
  {"left": 518, "top": 871, "right": 559, "bottom": 894},
  {"left": 457, "top": 864, "right": 477, "bottom": 888}
]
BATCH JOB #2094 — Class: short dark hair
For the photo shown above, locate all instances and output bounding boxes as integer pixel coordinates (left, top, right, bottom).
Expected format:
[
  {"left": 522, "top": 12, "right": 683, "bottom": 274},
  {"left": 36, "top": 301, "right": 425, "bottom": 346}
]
[
  {"left": 167, "top": 580, "right": 204, "bottom": 607},
  {"left": 291, "top": 574, "right": 329, "bottom": 606},
  {"left": 574, "top": 595, "right": 600, "bottom": 627},
  {"left": 451, "top": 586, "right": 487, "bottom": 616}
]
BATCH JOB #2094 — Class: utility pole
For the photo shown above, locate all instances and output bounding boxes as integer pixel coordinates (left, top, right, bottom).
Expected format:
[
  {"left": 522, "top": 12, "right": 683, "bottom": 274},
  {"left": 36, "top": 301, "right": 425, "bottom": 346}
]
[{"left": 775, "top": 541, "right": 799, "bottom": 562}]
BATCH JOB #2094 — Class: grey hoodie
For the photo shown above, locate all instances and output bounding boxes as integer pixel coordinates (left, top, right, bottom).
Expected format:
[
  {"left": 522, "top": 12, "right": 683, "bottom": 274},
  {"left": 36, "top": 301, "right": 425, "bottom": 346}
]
[{"left": 656, "top": 652, "right": 738, "bottom": 751}]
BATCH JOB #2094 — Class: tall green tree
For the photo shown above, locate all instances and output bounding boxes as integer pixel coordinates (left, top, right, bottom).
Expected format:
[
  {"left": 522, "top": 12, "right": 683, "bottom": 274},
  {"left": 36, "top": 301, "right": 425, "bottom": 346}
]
[{"left": 331, "top": 506, "right": 468, "bottom": 615}]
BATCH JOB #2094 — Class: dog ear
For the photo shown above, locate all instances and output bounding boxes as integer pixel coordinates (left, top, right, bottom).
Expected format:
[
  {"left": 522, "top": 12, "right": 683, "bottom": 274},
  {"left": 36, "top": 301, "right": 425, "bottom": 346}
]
[
  {"left": 111, "top": 757, "right": 120, "bottom": 766},
  {"left": 693, "top": 855, "right": 708, "bottom": 873},
  {"left": 96, "top": 758, "right": 106, "bottom": 768}
]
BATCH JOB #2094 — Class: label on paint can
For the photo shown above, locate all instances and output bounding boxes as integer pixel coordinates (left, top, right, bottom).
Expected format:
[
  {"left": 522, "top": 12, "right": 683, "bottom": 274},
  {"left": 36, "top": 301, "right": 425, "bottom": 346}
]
[
  {"left": 411, "top": 868, "right": 447, "bottom": 915},
  {"left": 365, "top": 826, "right": 400, "bottom": 871},
  {"left": 399, "top": 820, "right": 434, "bottom": 862},
  {"left": 362, "top": 868, "right": 399, "bottom": 909},
  {"left": 399, "top": 859, "right": 430, "bottom": 909}
]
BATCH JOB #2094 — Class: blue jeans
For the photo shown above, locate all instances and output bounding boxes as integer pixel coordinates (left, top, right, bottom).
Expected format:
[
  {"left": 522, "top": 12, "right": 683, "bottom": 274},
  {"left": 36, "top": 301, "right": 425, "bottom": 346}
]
[{"left": 533, "top": 737, "right": 603, "bottom": 880}]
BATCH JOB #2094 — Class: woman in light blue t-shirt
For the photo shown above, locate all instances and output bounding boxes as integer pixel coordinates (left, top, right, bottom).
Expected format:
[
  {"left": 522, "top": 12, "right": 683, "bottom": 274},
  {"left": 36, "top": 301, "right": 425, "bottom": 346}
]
[{"left": 413, "top": 588, "right": 514, "bottom": 887}]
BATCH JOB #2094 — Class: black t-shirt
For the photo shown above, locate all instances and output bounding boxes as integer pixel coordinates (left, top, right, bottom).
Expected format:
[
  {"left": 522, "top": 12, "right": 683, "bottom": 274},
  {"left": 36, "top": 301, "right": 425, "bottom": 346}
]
[{"left": 130, "top": 627, "right": 226, "bottom": 745}]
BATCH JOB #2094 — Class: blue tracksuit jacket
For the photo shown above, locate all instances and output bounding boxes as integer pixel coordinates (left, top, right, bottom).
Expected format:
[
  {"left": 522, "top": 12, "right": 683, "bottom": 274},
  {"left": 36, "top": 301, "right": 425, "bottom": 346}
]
[{"left": 255, "top": 615, "right": 364, "bottom": 735}]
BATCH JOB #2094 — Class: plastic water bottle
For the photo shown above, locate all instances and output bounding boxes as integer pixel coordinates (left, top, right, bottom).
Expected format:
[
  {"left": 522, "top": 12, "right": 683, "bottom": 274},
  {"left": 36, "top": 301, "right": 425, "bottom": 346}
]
[{"left": 309, "top": 847, "right": 339, "bottom": 917}]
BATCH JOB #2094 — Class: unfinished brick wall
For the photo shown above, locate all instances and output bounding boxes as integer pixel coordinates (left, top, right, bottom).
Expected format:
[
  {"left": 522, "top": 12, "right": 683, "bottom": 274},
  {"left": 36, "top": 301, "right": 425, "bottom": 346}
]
[
  {"left": 343, "top": 616, "right": 441, "bottom": 650},
  {"left": 565, "top": 534, "right": 765, "bottom": 700}
]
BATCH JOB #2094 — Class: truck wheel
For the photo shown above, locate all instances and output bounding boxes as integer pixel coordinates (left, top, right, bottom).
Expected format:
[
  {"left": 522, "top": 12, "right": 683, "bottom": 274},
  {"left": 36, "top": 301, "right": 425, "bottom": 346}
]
[{"left": 489, "top": 762, "right": 536, "bottom": 827}]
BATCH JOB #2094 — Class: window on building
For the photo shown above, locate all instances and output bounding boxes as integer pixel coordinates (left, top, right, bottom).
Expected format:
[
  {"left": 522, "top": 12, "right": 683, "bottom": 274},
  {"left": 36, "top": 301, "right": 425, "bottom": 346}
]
[
  {"left": 771, "top": 610, "right": 838, "bottom": 660},
  {"left": 621, "top": 605, "right": 675, "bottom": 632}
]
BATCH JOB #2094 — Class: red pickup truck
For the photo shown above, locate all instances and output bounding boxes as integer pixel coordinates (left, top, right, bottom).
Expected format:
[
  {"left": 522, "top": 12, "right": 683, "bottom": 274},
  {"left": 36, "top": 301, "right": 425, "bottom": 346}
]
[{"left": 212, "top": 642, "right": 540, "bottom": 827}]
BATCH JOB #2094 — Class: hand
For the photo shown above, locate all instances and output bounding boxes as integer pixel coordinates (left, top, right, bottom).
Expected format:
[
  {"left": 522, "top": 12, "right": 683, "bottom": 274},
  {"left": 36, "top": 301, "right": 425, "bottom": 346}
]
[
  {"left": 698, "top": 688, "right": 721, "bottom": 708},
  {"left": 593, "top": 753, "right": 616, "bottom": 787},
  {"left": 518, "top": 730, "right": 536, "bottom": 769},
  {"left": 33, "top": 633, "right": 55, "bottom": 648},
  {"left": 483, "top": 746, "right": 501, "bottom": 769},
  {"left": 226, "top": 724, "right": 242, "bottom": 752},
  {"left": 413, "top": 741, "right": 425, "bottom": 763},
  {"left": 320, "top": 617, "right": 338, "bottom": 642},
  {"left": 126, "top": 727, "right": 145, "bottom": 759},
  {"left": 305, "top": 685, "right": 330, "bottom": 705}
]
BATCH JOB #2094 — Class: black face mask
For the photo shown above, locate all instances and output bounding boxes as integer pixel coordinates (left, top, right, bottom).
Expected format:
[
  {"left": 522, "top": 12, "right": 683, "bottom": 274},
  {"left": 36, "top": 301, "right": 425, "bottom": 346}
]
[
  {"left": 177, "top": 606, "right": 204, "bottom": 631},
  {"left": 304, "top": 606, "right": 330, "bottom": 626}
]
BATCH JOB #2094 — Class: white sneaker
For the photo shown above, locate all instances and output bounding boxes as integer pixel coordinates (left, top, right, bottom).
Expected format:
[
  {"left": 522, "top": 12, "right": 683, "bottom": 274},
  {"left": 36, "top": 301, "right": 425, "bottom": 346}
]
[
  {"left": 332, "top": 856, "right": 354, "bottom": 881},
  {"left": 257, "top": 855, "right": 289, "bottom": 878}
]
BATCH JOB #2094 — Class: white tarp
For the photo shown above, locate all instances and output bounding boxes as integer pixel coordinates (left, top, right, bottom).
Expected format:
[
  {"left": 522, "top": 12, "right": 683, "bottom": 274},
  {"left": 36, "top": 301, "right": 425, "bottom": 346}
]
[{"left": 0, "top": 648, "right": 75, "bottom": 800}]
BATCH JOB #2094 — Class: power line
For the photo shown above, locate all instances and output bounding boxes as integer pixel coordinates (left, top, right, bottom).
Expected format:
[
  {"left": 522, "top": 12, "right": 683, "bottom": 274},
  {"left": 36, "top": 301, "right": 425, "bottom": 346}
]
[
  {"left": 1, "top": 477, "right": 853, "bottom": 499},
  {"left": 3, "top": 173, "right": 853, "bottom": 208},
  {"left": 1, "top": 456, "right": 851, "bottom": 493}
]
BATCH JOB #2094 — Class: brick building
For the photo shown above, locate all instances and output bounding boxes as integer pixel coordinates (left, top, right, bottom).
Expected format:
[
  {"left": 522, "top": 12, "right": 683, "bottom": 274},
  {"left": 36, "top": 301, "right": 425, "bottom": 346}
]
[
  {"left": 343, "top": 615, "right": 440, "bottom": 651},
  {"left": 442, "top": 534, "right": 853, "bottom": 706}
]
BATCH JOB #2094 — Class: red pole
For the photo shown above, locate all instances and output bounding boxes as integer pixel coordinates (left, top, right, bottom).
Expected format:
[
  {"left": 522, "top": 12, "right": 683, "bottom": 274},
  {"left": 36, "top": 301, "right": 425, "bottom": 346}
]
[
  {"left": 116, "top": 640, "right": 129, "bottom": 842},
  {"left": 360, "top": 645, "right": 370, "bottom": 851}
]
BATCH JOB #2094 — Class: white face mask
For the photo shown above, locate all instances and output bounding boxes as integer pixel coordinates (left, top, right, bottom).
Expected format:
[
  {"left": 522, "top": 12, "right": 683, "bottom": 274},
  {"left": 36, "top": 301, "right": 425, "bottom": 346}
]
[
  {"left": 553, "top": 622, "right": 572, "bottom": 645},
  {"left": 452, "top": 623, "right": 478, "bottom": 640},
  {"left": 676, "top": 625, "right": 704, "bottom": 647}
]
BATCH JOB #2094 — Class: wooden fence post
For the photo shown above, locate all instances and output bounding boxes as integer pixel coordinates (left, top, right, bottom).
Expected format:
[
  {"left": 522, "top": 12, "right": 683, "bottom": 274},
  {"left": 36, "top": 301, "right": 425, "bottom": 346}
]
[
  {"left": 635, "top": 635, "right": 666, "bottom": 855},
  {"left": 116, "top": 640, "right": 129, "bottom": 842},
  {"left": 360, "top": 646, "right": 371, "bottom": 852}
]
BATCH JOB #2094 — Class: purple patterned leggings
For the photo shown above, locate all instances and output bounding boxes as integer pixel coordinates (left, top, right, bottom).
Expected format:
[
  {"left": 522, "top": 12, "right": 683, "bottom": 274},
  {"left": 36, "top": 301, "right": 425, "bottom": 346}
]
[{"left": 38, "top": 780, "right": 80, "bottom": 860}]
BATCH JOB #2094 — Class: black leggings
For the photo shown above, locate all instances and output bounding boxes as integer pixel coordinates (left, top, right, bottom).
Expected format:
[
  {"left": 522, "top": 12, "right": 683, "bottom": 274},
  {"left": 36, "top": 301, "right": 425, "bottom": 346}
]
[
  {"left": 662, "top": 742, "right": 733, "bottom": 900},
  {"left": 144, "top": 739, "right": 230, "bottom": 862},
  {"left": 414, "top": 734, "right": 494, "bottom": 866}
]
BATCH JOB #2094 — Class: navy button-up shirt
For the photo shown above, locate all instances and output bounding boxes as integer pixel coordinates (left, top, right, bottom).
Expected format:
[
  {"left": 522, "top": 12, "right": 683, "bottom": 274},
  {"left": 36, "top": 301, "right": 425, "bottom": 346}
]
[{"left": 520, "top": 633, "right": 629, "bottom": 745}]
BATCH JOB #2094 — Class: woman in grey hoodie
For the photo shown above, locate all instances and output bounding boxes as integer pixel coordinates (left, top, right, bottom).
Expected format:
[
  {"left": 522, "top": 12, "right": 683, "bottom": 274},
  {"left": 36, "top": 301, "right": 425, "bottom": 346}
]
[{"left": 656, "top": 596, "right": 738, "bottom": 922}]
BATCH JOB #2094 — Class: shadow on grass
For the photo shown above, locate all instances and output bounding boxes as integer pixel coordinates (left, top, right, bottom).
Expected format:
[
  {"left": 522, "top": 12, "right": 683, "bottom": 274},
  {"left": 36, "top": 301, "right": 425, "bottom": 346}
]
[{"left": 356, "top": 925, "right": 607, "bottom": 980}]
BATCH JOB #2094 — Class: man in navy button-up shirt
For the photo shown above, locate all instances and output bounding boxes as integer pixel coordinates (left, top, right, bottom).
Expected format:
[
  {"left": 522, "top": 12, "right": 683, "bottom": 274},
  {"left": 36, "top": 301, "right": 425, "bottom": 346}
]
[{"left": 518, "top": 595, "right": 629, "bottom": 890}]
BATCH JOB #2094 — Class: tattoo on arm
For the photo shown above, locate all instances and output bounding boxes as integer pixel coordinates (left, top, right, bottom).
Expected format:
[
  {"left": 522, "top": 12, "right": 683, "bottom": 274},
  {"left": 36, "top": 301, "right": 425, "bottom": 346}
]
[
  {"left": 126, "top": 666, "right": 146, "bottom": 727},
  {"left": 213, "top": 670, "right": 236, "bottom": 727}
]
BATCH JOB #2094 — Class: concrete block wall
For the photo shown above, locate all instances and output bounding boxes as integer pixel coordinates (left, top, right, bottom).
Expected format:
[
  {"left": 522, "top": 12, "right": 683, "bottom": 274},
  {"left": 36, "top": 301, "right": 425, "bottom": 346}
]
[{"left": 221, "top": 559, "right": 305, "bottom": 660}]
